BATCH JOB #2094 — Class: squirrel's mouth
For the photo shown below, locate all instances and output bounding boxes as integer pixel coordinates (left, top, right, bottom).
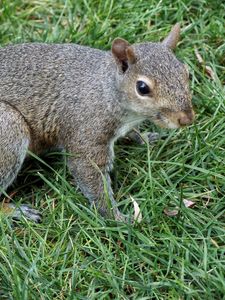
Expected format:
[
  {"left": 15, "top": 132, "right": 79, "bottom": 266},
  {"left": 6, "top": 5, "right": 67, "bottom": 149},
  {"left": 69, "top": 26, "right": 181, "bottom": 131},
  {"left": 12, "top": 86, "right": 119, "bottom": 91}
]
[{"left": 152, "top": 109, "right": 195, "bottom": 129}]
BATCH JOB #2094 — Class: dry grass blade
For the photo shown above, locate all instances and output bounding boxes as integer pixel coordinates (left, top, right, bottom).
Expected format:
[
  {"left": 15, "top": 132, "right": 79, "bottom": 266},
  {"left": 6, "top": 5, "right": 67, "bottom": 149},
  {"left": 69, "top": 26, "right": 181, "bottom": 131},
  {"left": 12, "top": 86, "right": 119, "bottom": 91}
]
[
  {"left": 194, "top": 48, "right": 216, "bottom": 81},
  {"left": 164, "top": 199, "right": 195, "bottom": 216}
]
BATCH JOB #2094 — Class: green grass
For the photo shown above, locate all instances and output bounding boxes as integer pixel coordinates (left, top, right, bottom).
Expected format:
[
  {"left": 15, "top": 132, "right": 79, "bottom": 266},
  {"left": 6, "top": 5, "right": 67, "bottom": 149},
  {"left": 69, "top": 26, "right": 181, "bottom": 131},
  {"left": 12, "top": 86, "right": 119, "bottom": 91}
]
[{"left": 0, "top": 0, "right": 225, "bottom": 299}]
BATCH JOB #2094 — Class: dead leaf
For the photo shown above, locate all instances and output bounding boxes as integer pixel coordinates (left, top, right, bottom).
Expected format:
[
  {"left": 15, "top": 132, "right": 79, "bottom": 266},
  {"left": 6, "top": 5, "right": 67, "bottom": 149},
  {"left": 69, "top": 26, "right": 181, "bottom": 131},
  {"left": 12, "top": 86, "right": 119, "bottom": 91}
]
[
  {"left": 164, "top": 208, "right": 179, "bottom": 216},
  {"left": 183, "top": 199, "right": 195, "bottom": 208},
  {"left": 130, "top": 196, "right": 142, "bottom": 223},
  {"left": 205, "top": 65, "right": 216, "bottom": 81},
  {"left": 194, "top": 48, "right": 204, "bottom": 64},
  {"left": 164, "top": 199, "right": 195, "bottom": 217}
]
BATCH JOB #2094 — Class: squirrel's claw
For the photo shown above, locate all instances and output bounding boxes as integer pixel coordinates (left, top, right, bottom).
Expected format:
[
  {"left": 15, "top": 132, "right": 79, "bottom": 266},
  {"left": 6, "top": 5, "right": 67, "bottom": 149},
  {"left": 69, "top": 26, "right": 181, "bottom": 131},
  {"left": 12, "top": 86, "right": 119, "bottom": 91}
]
[
  {"left": 129, "top": 130, "right": 160, "bottom": 144},
  {"left": 113, "top": 209, "right": 134, "bottom": 224},
  {"left": 145, "top": 132, "right": 160, "bottom": 143}
]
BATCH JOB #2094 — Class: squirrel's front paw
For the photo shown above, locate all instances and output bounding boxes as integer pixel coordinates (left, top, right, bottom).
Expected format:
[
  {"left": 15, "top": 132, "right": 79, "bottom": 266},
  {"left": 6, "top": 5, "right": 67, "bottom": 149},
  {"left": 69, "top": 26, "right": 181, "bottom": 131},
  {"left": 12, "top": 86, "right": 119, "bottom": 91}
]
[
  {"left": 128, "top": 130, "right": 160, "bottom": 145},
  {"left": 113, "top": 209, "right": 134, "bottom": 224}
]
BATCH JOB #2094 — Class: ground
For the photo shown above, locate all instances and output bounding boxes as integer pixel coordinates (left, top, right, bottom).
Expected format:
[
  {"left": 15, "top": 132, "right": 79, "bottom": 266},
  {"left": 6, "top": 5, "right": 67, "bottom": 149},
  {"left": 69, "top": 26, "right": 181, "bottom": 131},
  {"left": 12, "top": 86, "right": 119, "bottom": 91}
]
[{"left": 0, "top": 0, "right": 224, "bottom": 299}]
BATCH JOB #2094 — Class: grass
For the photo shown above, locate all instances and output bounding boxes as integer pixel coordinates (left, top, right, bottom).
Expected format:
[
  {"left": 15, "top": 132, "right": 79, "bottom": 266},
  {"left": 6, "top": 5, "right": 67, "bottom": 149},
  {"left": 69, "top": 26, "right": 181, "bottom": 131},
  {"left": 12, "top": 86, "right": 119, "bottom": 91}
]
[{"left": 0, "top": 0, "right": 225, "bottom": 299}]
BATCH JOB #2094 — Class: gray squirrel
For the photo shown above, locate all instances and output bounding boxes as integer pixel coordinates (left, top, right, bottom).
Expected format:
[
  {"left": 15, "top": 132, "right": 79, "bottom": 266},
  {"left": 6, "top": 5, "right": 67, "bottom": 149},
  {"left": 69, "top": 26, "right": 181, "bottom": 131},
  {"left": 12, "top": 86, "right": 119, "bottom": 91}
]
[{"left": 0, "top": 23, "right": 194, "bottom": 222}]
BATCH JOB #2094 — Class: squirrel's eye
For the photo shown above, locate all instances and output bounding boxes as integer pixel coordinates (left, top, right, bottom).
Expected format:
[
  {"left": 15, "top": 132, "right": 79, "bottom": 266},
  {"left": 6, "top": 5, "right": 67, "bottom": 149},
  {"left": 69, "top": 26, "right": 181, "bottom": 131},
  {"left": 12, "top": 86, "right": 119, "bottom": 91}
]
[{"left": 136, "top": 80, "right": 151, "bottom": 96}]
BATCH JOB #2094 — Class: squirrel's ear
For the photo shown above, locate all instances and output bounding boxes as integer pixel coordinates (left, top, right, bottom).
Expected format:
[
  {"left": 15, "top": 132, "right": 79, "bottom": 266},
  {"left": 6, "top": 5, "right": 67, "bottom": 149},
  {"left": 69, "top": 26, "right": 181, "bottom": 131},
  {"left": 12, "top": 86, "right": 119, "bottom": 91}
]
[
  {"left": 162, "top": 23, "right": 180, "bottom": 50},
  {"left": 112, "top": 38, "right": 136, "bottom": 72}
]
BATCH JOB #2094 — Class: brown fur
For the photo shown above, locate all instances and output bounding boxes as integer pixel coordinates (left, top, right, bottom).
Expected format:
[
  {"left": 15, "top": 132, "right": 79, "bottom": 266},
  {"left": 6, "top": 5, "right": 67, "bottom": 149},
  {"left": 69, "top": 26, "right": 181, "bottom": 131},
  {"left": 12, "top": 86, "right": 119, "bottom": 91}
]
[{"left": 0, "top": 24, "right": 194, "bottom": 221}]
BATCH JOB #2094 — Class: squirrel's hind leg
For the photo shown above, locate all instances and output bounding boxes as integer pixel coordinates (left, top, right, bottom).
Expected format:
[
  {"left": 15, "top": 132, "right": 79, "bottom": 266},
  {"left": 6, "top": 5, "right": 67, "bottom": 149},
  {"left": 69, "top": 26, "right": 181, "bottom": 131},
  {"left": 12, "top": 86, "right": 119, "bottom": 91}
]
[
  {"left": 1, "top": 202, "right": 42, "bottom": 223},
  {"left": 0, "top": 101, "right": 41, "bottom": 222},
  {"left": 0, "top": 101, "right": 30, "bottom": 191}
]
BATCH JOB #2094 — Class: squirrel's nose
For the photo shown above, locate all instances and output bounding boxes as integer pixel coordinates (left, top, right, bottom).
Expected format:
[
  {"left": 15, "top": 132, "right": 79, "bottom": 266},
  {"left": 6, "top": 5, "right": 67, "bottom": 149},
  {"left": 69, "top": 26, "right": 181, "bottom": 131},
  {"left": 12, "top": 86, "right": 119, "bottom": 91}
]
[{"left": 178, "top": 110, "right": 194, "bottom": 126}]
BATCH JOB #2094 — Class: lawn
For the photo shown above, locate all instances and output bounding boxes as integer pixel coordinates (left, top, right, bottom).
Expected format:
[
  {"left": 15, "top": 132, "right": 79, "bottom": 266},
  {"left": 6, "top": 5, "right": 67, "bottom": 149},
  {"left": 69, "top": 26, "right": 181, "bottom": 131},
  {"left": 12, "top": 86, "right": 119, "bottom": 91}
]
[{"left": 0, "top": 0, "right": 225, "bottom": 299}]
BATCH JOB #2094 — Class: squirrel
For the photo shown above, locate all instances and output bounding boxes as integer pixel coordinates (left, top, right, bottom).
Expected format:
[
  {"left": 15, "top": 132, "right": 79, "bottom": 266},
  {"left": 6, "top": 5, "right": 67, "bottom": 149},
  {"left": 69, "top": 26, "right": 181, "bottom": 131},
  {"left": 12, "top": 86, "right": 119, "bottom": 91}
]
[{"left": 0, "top": 23, "right": 194, "bottom": 223}]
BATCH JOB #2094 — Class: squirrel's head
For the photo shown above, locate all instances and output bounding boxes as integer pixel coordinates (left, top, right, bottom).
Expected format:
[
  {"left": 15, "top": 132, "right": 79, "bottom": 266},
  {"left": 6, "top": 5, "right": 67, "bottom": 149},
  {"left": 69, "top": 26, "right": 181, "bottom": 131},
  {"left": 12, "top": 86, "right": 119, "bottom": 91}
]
[{"left": 112, "top": 23, "right": 194, "bottom": 129}]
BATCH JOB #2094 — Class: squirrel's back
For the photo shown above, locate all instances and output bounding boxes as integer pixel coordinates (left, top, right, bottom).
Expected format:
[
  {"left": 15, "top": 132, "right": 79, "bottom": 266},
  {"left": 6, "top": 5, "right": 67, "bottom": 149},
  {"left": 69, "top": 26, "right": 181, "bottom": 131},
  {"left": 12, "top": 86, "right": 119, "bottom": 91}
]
[
  {"left": 0, "top": 43, "right": 117, "bottom": 151},
  {"left": 0, "top": 43, "right": 107, "bottom": 106}
]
